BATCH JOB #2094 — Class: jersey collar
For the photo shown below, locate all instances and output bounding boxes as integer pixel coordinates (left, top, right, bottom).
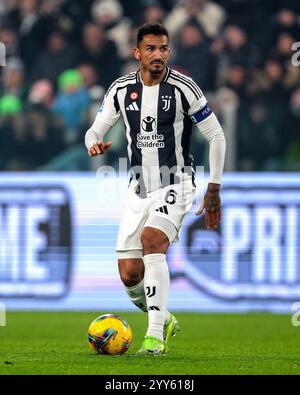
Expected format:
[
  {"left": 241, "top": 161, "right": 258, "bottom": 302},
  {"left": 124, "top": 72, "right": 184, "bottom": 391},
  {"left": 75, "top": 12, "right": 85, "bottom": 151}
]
[{"left": 136, "top": 67, "right": 170, "bottom": 84}]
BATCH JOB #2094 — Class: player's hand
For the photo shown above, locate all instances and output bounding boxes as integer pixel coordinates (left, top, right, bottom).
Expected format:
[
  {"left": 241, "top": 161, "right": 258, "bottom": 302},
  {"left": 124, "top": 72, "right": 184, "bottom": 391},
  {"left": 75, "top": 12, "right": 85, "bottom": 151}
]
[
  {"left": 195, "top": 183, "right": 221, "bottom": 230},
  {"left": 88, "top": 141, "right": 112, "bottom": 156}
]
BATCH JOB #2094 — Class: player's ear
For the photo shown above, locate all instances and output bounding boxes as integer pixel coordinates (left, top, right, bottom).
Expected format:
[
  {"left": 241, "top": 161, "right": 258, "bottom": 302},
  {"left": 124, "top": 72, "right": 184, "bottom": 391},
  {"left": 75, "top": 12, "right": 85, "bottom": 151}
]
[{"left": 133, "top": 47, "right": 140, "bottom": 61}]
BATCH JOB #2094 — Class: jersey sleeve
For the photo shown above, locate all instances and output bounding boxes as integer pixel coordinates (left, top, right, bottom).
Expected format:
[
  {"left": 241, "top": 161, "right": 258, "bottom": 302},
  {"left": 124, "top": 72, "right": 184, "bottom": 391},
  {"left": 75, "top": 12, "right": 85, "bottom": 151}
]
[
  {"left": 97, "top": 81, "right": 121, "bottom": 127},
  {"left": 181, "top": 77, "right": 226, "bottom": 184},
  {"left": 184, "top": 83, "right": 213, "bottom": 125},
  {"left": 85, "top": 81, "right": 121, "bottom": 149}
]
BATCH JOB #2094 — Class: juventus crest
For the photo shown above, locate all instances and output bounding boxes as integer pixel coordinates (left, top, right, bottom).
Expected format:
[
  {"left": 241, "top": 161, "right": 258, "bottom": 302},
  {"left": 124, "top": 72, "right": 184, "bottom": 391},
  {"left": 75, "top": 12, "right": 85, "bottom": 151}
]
[{"left": 161, "top": 95, "right": 172, "bottom": 111}]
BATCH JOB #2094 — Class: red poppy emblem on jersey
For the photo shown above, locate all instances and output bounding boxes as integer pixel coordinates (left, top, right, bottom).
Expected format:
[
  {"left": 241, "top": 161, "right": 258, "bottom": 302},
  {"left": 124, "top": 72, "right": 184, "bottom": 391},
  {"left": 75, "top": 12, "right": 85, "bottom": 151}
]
[{"left": 130, "top": 92, "right": 139, "bottom": 100}]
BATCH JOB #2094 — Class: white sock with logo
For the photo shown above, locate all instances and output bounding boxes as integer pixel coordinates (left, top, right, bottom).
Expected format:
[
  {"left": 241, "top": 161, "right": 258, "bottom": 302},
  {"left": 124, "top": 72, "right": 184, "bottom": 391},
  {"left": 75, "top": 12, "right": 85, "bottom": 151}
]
[
  {"left": 125, "top": 279, "right": 171, "bottom": 321},
  {"left": 125, "top": 280, "right": 147, "bottom": 312},
  {"left": 143, "top": 253, "right": 170, "bottom": 341}
]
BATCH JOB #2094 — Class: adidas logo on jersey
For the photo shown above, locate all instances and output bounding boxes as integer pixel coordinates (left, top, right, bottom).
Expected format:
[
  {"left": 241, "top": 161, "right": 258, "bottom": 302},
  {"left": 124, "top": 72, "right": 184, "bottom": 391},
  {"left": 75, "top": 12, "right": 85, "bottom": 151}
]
[
  {"left": 155, "top": 205, "right": 169, "bottom": 214},
  {"left": 126, "top": 102, "right": 139, "bottom": 111}
]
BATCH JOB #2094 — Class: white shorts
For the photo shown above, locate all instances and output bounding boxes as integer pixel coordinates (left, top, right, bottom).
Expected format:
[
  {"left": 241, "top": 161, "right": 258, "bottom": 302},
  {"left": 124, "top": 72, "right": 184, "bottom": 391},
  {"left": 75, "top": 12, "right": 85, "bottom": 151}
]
[{"left": 116, "top": 176, "right": 196, "bottom": 259}]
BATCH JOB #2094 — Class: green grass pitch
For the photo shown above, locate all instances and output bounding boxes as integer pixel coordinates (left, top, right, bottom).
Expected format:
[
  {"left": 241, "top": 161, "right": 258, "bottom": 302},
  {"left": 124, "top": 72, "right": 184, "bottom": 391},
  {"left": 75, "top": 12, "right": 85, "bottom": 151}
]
[{"left": 0, "top": 312, "right": 299, "bottom": 375}]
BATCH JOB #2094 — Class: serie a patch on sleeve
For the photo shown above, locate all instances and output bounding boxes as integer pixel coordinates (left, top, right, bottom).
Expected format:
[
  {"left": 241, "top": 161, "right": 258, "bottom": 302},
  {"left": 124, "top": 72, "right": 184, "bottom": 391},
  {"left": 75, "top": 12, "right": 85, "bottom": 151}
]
[{"left": 190, "top": 103, "right": 212, "bottom": 124}]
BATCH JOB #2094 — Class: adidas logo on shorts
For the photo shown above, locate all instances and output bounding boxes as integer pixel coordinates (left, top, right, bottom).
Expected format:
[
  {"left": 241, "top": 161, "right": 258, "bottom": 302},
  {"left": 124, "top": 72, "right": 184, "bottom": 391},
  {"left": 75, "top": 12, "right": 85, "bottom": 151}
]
[{"left": 155, "top": 205, "right": 168, "bottom": 214}]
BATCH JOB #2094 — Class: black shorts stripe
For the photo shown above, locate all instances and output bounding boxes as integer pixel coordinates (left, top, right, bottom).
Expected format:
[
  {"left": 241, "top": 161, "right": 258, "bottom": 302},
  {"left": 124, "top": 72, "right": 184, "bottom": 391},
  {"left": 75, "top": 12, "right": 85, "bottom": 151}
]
[{"left": 169, "top": 73, "right": 200, "bottom": 100}]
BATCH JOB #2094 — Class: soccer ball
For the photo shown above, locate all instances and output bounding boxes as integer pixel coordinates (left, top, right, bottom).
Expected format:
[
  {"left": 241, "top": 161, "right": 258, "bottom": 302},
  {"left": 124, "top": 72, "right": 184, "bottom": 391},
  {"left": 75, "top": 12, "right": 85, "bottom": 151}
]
[{"left": 87, "top": 314, "right": 132, "bottom": 355}]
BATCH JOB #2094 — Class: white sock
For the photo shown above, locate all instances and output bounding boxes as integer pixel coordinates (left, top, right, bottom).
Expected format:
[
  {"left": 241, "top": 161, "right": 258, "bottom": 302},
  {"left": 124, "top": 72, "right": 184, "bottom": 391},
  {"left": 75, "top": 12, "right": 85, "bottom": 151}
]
[
  {"left": 143, "top": 253, "right": 170, "bottom": 341},
  {"left": 124, "top": 280, "right": 147, "bottom": 312},
  {"left": 125, "top": 279, "right": 171, "bottom": 321}
]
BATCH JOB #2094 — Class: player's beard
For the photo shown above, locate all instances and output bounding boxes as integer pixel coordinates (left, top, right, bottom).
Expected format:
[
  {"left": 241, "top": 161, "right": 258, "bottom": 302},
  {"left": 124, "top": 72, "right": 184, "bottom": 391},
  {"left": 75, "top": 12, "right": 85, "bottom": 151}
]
[{"left": 149, "top": 62, "right": 165, "bottom": 76}]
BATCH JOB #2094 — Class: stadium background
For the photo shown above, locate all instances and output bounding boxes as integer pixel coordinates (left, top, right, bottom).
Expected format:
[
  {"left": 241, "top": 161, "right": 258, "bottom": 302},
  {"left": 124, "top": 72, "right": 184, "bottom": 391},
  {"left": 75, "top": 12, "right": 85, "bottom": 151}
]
[{"left": 0, "top": 0, "right": 300, "bottom": 323}]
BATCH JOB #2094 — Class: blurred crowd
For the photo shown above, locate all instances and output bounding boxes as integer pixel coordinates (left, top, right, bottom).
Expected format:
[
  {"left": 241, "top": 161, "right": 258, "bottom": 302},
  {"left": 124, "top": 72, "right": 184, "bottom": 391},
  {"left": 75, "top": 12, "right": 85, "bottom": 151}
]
[{"left": 0, "top": 0, "right": 300, "bottom": 171}]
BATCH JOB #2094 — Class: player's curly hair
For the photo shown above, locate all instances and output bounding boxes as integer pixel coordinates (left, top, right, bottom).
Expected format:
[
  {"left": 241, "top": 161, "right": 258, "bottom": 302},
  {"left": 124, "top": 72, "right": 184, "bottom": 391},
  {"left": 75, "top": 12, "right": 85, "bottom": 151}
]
[{"left": 137, "top": 23, "right": 169, "bottom": 47}]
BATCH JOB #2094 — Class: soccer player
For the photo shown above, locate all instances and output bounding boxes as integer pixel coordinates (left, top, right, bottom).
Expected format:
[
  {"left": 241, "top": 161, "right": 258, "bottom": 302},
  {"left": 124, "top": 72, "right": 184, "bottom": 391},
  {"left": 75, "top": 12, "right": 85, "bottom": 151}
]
[{"left": 85, "top": 23, "right": 226, "bottom": 355}]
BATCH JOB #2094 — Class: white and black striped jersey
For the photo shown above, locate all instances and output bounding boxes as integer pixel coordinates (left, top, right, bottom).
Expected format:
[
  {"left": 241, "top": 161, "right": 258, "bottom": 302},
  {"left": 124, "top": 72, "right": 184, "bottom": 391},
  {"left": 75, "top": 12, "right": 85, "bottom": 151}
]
[{"left": 95, "top": 67, "right": 215, "bottom": 196}]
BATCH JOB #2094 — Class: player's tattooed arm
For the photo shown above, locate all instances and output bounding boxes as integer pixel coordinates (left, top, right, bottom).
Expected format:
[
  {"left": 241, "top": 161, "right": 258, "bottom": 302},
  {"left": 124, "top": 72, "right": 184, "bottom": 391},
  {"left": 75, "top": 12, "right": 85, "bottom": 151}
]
[{"left": 195, "top": 183, "right": 221, "bottom": 230}]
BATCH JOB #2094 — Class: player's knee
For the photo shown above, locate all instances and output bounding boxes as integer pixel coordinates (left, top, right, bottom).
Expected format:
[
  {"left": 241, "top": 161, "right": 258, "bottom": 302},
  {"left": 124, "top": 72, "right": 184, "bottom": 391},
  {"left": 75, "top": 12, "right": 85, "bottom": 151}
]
[
  {"left": 141, "top": 227, "right": 169, "bottom": 254},
  {"left": 119, "top": 270, "right": 141, "bottom": 287},
  {"left": 118, "top": 260, "right": 143, "bottom": 287}
]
